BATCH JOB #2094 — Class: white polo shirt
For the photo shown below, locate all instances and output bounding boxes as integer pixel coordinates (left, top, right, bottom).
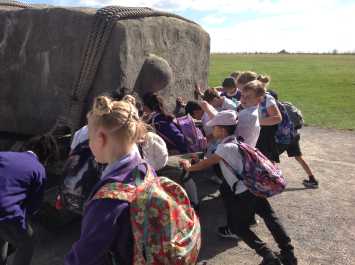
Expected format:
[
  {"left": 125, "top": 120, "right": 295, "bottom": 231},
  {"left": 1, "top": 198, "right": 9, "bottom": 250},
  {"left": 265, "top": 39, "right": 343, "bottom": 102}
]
[
  {"left": 215, "top": 135, "right": 247, "bottom": 194},
  {"left": 220, "top": 97, "right": 238, "bottom": 111},
  {"left": 236, "top": 106, "right": 260, "bottom": 147}
]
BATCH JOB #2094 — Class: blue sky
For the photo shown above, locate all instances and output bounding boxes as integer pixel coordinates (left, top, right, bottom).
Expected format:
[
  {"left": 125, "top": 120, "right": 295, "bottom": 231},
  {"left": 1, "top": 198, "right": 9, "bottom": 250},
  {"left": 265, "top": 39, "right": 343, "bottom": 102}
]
[{"left": 27, "top": 0, "right": 355, "bottom": 53}]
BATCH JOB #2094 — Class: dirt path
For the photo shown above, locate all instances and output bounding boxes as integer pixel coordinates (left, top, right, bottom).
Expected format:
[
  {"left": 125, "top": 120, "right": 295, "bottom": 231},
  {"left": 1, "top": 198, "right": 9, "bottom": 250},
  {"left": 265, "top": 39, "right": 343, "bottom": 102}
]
[{"left": 27, "top": 126, "right": 355, "bottom": 265}]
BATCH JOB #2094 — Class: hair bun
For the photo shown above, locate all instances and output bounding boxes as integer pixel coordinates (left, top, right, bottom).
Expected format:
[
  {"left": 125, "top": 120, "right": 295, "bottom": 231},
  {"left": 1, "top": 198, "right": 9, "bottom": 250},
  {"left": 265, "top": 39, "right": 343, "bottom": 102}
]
[
  {"left": 93, "top": 96, "right": 113, "bottom": 116},
  {"left": 257, "top": 74, "right": 271, "bottom": 84}
]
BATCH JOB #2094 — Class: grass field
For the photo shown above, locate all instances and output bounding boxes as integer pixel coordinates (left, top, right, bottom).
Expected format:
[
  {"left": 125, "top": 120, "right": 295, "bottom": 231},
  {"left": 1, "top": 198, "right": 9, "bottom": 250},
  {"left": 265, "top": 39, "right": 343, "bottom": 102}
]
[{"left": 209, "top": 54, "right": 355, "bottom": 130}]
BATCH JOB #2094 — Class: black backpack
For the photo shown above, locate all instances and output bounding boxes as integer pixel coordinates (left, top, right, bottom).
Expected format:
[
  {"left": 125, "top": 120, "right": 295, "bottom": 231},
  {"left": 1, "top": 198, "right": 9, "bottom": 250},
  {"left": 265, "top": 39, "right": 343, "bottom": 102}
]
[{"left": 60, "top": 140, "right": 102, "bottom": 214}]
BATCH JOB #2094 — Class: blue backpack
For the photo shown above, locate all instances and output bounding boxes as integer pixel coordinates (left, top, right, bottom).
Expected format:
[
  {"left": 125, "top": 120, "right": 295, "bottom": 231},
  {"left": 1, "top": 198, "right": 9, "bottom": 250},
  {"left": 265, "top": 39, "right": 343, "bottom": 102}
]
[
  {"left": 274, "top": 101, "right": 296, "bottom": 144},
  {"left": 260, "top": 94, "right": 296, "bottom": 145}
]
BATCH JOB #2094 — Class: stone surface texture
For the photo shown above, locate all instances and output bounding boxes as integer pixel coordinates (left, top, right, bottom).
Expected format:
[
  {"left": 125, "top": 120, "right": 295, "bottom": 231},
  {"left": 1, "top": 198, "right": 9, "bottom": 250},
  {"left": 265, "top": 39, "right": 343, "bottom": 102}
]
[{"left": 0, "top": 4, "right": 210, "bottom": 136}]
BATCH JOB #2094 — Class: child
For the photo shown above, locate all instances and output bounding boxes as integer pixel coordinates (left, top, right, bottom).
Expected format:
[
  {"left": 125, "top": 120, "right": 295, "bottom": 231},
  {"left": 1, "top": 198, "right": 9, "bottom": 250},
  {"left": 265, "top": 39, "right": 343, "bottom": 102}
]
[
  {"left": 185, "top": 101, "right": 204, "bottom": 121},
  {"left": 217, "top": 80, "right": 266, "bottom": 237},
  {"left": 243, "top": 74, "right": 284, "bottom": 163},
  {"left": 230, "top": 71, "right": 240, "bottom": 80},
  {"left": 65, "top": 96, "right": 148, "bottom": 265},
  {"left": 236, "top": 80, "right": 265, "bottom": 147},
  {"left": 185, "top": 100, "right": 217, "bottom": 141},
  {"left": 142, "top": 93, "right": 189, "bottom": 154},
  {"left": 278, "top": 135, "right": 319, "bottom": 188},
  {"left": 221, "top": 77, "right": 241, "bottom": 102},
  {"left": 267, "top": 91, "right": 319, "bottom": 188},
  {"left": 202, "top": 87, "right": 238, "bottom": 112},
  {"left": 180, "top": 110, "right": 297, "bottom": 265},
  {"left": 0, "top": 135, "right": 54, "bottom": 265},
  {"left": 235, "top": 71, "right": 281, "bottom": 162}
]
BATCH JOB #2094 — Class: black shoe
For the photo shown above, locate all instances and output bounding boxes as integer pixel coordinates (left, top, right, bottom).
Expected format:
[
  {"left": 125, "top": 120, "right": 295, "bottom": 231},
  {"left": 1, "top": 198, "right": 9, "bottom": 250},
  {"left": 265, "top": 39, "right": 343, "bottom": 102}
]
[
  {"left": 259, "top": 256, "right": 282, "bottom": 265},
  {"left": 276, "top": 252, "right": 298, "bottom": 265},
  {"left": 217, "top": 226, "right": 240, "bottom": 240},
  {"left": 250, "top": 218, "right": 259, "bottom": 228},
  {"left": 303, "top": 179, "right": 319, "bottom": 189}
]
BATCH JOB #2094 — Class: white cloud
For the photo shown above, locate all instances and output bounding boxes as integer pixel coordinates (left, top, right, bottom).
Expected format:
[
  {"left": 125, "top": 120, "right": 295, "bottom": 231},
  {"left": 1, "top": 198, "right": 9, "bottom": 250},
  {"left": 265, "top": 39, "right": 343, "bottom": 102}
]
[
  {"left": 76, "top": 0, "right": 346, "bottom": 14},
  {"left": 206, "top": 3, "right": 355, "bottom": 52},
  {"left": 70, "top": 0, "right": 355, "bottom": 52},
  {"left": 201, "top": 15, "right": 226, "bottom": 26}
]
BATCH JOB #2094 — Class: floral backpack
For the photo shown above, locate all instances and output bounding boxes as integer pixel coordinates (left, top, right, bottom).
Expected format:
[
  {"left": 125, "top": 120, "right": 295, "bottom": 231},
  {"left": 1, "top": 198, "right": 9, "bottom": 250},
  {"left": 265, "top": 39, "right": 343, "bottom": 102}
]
[
  {"left": 91, "top": 163, "right": 201, "bottom": 265},
  {"left": 224, "top": 139, "right": 286, "bottom": 197},
  {"left": 176, "top": 114, "right": 207, "bottom": 153}
]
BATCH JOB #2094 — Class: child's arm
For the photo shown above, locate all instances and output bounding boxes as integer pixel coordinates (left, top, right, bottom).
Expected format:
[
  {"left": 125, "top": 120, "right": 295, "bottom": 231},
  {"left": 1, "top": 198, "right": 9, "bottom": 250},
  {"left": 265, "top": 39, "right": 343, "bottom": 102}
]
[
  {"left": 65, "top": 200, "right": 131, "bottom": 265},
  {"left": 260, "top": 105, "right": 282, "bottom": 126},
  {"left": 194, "top": 83, "right": 204, "bottom": 100},
  {"left": 199, "top": 100, "right": 217, "bottom": 119},
  {"left": 180, "top": 154, "right": 222, "bottom": 172}
]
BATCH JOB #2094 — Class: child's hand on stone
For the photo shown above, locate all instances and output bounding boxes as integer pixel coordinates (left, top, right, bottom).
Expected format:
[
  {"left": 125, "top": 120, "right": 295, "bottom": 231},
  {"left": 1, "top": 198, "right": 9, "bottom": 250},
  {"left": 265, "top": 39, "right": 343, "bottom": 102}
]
[{"left": 179, "top": 159, "right": 191, "bottom": 171}]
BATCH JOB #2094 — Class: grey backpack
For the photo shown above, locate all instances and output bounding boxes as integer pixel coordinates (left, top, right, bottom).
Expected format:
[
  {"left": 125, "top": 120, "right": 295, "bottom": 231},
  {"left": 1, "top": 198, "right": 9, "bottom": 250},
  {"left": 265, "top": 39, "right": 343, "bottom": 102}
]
[{"left": 281, "top": 101, "right": 304, "bottom": 130}]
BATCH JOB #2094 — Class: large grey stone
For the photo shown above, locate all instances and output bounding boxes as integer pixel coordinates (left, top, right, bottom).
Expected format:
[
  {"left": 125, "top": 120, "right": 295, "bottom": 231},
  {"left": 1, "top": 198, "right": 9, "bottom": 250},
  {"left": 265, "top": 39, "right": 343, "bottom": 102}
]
[{"left": 0, "top": 4, "right": 210, "bottom": 139}]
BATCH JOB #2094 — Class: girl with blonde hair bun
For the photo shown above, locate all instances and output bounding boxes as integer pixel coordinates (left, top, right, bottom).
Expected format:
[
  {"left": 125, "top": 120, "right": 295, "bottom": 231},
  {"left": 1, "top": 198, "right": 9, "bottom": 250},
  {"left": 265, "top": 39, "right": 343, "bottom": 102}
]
[
  {"left": 236, "top": 71, "right": 282, "bottom": 162},
  {"left": 65, "top": 95, "right": 149, "bottom": 265}
]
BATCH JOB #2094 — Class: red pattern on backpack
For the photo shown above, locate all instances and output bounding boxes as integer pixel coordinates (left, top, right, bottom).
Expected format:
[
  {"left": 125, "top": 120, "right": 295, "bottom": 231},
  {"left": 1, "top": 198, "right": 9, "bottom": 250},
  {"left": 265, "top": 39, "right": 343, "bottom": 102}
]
[{"left": 92, "top": 164, "right": 201, "bottom": 265}]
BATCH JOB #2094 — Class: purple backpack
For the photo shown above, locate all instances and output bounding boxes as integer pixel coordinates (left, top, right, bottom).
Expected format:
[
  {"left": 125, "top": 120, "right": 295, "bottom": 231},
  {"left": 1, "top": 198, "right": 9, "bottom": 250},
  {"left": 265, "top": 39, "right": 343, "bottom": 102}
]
[
  {"left": 225, "top": 139, "right": 286, "bottom": 197},
  {"left": 176, "top": 114, "right": 207, "bottom": 153}
]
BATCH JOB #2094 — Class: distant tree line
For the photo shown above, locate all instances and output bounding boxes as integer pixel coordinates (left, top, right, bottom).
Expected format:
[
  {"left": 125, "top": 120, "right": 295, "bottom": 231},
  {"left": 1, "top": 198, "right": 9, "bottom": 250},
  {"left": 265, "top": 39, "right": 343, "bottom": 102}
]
[{"left": 211, "top": 50, "right": 355, "bottom": 55}]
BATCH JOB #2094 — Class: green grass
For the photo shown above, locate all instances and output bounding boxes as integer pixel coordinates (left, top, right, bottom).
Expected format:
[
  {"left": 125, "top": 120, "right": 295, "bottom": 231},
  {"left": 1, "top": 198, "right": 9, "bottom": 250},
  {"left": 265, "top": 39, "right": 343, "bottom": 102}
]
[{"left": 209, "top": 54, "right": 355, "bottom": 130}]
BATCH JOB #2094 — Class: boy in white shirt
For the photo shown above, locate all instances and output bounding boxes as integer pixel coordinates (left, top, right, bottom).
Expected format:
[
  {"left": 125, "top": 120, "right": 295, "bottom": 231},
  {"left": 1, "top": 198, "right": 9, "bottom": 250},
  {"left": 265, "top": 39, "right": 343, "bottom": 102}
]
[
  {"left": 180, "top": 110, "right": 297, "bottom": 265},
  {"left": 217, "top": 80, "right": 265, "bottom": 235}
]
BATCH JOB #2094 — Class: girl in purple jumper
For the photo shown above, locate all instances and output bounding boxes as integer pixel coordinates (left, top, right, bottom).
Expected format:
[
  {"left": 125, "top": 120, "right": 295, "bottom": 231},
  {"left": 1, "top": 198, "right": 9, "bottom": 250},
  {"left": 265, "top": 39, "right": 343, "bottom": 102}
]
[
  {"left": 65, "top": 96, "right": 148, "bottom": 265},
  {"left": 0, "top": 135, "right": 56, "bottom": 265},
  {"left": 142, "top": 93, "right": 189, "bottom": 154}
]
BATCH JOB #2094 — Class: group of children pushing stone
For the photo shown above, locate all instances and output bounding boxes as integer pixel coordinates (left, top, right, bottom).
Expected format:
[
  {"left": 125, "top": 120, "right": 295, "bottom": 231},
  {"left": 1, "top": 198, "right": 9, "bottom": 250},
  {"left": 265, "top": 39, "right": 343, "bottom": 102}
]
[{"left": 0, "top": 70, "right": 320, "bottom": 265}]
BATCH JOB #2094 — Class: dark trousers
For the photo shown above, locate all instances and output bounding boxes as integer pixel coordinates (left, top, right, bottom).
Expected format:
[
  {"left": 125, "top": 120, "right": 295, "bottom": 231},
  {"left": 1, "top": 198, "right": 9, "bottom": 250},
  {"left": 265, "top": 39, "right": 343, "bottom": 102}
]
[
  {"left": 220, "top": 182, "right": 294, "bottom": 258},
  {"left": 0, "top": 221, "right": 34, "bottom": 265}
]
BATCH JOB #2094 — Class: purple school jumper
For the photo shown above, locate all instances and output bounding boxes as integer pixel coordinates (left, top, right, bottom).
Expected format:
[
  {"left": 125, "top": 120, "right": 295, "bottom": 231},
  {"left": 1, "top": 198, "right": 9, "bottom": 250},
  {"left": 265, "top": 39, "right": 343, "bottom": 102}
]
[
  {"left": 221, "top": 90, "right": 241, "bottom": 102},
  {"left": 151, "top": 113, "right": 188, "bottom": 154},
  {"left": 65, "top": 151, "right": 149, "bottom": 265},
  {"left": 0, "top": 151, "right": 46, "bottom": 231}
]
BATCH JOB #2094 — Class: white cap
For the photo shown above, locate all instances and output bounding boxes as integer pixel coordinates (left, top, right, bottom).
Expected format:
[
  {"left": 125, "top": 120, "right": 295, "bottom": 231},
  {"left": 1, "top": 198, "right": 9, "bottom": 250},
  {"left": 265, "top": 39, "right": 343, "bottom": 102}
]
[{"left": 206, "top": 110, "right": 238, "bottom": 127}]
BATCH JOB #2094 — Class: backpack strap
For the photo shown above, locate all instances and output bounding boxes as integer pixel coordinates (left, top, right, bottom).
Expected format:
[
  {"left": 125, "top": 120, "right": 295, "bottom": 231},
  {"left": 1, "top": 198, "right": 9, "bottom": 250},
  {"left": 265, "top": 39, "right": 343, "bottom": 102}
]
[
  {"left": 220, "top": 138, "right": 246, "bottom": 193},
  {"left": 91, "top": 163, "right": 155, "bottom": 203},
  {"left": 90, "top": 163, "right": 156, "bottom": 265}
]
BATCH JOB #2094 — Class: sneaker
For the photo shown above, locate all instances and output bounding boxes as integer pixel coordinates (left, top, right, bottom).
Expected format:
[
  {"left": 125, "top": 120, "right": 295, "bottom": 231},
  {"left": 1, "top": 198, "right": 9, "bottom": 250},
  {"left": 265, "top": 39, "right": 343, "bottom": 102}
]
[
  {"left": 302, "top": 179, "right": 319, "bottom": 189},
  {"left": 217, "top": 226, "right": 239, "bottom": 240}
]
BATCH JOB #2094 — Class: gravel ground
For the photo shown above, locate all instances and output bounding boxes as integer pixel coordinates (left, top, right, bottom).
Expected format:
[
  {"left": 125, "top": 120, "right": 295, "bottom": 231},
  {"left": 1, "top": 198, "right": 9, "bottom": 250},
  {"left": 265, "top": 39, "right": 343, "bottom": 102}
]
[{"left": 20, "top": 126, "right": 355, "bottom": 265}]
